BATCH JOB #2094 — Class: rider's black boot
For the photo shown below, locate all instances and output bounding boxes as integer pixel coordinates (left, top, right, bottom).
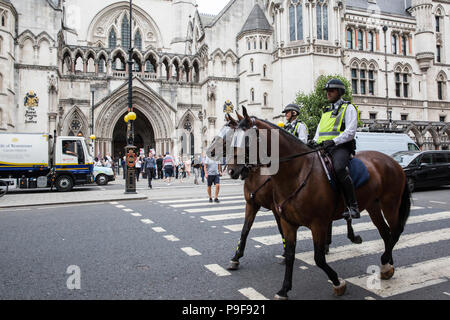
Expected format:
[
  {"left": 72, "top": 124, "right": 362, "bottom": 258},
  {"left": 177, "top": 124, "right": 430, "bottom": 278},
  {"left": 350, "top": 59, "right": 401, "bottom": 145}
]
[{"left": 340, "top": 174, "right": 360, "bottom": 220}]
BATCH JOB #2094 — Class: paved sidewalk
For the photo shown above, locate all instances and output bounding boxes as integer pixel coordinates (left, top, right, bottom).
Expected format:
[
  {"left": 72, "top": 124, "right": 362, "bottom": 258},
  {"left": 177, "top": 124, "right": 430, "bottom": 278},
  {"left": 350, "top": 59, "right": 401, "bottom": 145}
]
[
  {"left": 0, "top": 175, "right": 244, "bottom": 208},
  {"left": 0, "top": 187, "right": 147, "bottom": 209}
]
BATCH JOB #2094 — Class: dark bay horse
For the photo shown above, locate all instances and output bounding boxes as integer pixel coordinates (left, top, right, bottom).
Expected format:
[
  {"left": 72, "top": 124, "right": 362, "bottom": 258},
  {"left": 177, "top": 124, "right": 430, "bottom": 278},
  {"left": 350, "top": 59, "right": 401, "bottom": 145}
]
[
  {"left": 227, "top": 107, "right": 411, "bottom": 299},
  {"left": 217, "top": 114, "right": 362, "bottom": 271}
]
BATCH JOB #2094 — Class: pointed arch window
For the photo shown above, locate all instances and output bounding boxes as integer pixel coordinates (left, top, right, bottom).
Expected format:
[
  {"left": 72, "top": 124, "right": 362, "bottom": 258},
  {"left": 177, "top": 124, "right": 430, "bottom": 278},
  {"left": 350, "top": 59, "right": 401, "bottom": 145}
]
[
  {"left": 316, "top": 0, "right": 328, "bottom": 40},
  {"left": 121, "top": 15, "right": 130, "bottom": 49},
  {"left": 368, "top": 32, "right": 374, "bottom": 52},
  {"left": 1, "top": 13, "right": 6, "bottom": 27},
  {"left": 437, "top": 73, "right": 447, "bottom": 100},
  {"left": 347, "top": 29, "right": 353, "bottom": 49},
  {"left": 135, "top": 31, "right": 142, "bottom": 51},
  {"left": 109, "top": 29, "right": 117, "bottom": 49},
  {"left": 251, "top": 88, "right": 255, "bottom": 102},
  {"left": 289, "top": 0, "right": 303, "bottom": 41}
]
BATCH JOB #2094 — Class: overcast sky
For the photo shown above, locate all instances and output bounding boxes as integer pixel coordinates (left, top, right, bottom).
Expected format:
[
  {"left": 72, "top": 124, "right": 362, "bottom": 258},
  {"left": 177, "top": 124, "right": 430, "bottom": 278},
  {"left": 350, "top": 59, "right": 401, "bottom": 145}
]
[{"left": 196, "top": 0, "right": 230, "bottom": 15}]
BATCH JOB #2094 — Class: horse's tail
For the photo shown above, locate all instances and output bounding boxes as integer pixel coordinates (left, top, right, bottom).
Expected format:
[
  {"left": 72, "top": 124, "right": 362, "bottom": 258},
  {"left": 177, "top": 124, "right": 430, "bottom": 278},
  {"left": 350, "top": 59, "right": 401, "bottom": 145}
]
[{"left": 398, "top": 180, "right": 411, "bottom": 234}]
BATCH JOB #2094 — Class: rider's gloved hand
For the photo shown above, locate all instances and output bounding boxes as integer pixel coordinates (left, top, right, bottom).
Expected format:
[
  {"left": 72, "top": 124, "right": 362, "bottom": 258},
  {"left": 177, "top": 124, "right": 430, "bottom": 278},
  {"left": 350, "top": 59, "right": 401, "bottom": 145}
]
[
  {"left": 307, "top": 140, "right": 319, "bottom": 149},
  {"left": 321, "top": 140, "right": 336, "bottom": 151}
]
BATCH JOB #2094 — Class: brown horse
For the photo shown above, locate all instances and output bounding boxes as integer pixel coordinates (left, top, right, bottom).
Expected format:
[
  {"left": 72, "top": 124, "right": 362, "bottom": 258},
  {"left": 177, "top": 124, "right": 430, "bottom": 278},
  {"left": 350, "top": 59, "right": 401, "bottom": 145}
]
[
  {"left": 227, "top": 107, "right": 411, "bottom": 299},
  {"left": 219, "top": 114, "right": 362, "bottom": 271}
]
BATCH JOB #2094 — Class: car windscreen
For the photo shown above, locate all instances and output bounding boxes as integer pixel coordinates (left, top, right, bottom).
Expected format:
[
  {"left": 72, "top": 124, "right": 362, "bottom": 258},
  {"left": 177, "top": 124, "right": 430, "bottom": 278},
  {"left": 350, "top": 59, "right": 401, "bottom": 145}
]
[{"left": 393, "top": 153, "right": 419, "bottom": 167}]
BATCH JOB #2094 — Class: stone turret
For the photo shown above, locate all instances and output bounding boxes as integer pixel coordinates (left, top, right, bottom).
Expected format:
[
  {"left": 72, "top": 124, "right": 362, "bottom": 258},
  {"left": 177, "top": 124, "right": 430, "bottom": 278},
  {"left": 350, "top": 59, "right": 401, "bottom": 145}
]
[
  {"left": 409, "top": 0, "right": 435, "bottom": 71},
  {"left": 171, "top": 0, "right": 196, "bottom": 52}
]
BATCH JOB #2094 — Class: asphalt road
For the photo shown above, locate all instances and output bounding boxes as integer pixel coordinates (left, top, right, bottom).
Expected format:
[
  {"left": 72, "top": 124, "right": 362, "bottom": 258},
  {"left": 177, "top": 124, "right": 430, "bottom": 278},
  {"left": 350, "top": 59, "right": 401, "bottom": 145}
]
[{"left": 0, "top": 183, "right": 449, "bottom": 301}]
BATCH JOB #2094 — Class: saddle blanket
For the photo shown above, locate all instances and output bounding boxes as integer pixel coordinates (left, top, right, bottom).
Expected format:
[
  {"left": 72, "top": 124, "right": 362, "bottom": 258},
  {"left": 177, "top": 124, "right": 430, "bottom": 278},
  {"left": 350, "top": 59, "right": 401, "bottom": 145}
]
[{"left": 329, "top": 158, "right": 370, "bottom": 192}]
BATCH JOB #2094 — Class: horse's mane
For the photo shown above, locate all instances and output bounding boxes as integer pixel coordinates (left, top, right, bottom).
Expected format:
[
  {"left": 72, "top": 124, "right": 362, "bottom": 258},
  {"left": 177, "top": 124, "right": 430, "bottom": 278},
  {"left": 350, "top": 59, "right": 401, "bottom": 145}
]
[{"left": 255, "top": 118, "right": 310, "bottom": 149}]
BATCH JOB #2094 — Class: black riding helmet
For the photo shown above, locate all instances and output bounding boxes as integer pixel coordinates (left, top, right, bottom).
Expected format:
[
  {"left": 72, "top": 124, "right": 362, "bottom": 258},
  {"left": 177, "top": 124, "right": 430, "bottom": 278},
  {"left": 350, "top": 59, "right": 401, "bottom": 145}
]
[
  {"left": 324, "top": 79, "right": 346, "bottom": 96},
  {"left": 282, "top": 104, "right": 301, "bottom": 115}
]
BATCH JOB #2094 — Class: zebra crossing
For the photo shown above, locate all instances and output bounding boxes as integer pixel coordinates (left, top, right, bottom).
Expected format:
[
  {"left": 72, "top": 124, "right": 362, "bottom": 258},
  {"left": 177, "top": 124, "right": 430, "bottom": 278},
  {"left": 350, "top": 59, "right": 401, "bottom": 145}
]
[{"left": 156, "top": 194, "right": 450, "bottom": 299}]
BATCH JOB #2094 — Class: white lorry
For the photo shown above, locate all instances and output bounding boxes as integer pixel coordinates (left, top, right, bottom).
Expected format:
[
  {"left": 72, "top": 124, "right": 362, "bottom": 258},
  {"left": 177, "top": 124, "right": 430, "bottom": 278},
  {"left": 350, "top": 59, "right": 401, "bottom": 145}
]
[
  {"left": 355, "top": 132, "right": 420, "bottom": 156},
  {"left": 0, "top": 133, "right": 94, "bottom": 192}
]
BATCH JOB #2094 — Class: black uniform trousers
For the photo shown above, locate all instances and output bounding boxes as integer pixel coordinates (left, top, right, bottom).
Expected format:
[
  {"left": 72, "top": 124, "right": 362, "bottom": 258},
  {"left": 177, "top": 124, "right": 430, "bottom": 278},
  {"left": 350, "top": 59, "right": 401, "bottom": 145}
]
[{"left": 329, "top": 141, "right": 355, "bottom": 182}]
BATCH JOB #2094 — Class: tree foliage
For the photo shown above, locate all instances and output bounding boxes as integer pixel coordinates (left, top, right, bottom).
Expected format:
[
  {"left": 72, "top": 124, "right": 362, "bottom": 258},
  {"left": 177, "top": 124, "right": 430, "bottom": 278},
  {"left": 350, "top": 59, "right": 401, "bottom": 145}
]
[{"left": 294, "top": 74, "right": 353, "bottom": 140}]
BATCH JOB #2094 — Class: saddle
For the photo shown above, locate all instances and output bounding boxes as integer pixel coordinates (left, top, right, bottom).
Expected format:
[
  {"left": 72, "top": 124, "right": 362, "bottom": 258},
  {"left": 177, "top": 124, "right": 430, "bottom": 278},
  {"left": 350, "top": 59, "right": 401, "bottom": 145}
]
[{"left": 319, "top": 151, "right": 370, "bottom": 192}]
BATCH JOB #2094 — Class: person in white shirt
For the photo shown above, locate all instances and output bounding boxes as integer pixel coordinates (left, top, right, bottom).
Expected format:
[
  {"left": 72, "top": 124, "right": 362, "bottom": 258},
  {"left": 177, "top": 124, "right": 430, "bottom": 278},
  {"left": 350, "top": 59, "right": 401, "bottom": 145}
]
[{"left": 312, "top": 78, "right": 360, "bottom": 221}]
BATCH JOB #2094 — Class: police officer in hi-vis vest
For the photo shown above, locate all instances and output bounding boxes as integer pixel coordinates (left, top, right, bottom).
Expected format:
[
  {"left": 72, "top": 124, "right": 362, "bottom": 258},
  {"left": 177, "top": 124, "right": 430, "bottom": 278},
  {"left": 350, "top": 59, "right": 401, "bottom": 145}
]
[
  {"left": 282, "top": 104, "right": 308, "bottom": 144},
  {"left": 313, "top": 79, "right": 360, "bottom": 221}
]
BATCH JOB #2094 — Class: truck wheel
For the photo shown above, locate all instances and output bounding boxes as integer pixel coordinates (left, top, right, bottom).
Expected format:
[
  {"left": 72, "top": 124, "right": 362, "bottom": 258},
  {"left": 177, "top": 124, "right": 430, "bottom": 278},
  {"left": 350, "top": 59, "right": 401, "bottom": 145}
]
[
  {"left": 56, "top": 175, "right": 73, "bottom": 192},
  {"left": 96, "top": 174, "right": 108, "bottom": 186},
  {"left": 407, "top": 178, "right": 415, "bottom": 193}
]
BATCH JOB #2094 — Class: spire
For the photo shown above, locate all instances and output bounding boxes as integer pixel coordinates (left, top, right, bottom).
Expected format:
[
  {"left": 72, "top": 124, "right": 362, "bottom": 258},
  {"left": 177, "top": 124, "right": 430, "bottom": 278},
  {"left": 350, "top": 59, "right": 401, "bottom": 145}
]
[{"left": 237, "top": 3, "right": 272, "bottom": 39}]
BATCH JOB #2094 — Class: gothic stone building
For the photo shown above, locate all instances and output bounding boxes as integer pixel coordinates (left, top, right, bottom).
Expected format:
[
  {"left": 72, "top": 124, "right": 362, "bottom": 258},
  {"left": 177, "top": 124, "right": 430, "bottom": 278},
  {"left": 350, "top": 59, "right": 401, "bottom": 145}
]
[{"left": 0, "top": 0, "right": 449, "bottom": 157}]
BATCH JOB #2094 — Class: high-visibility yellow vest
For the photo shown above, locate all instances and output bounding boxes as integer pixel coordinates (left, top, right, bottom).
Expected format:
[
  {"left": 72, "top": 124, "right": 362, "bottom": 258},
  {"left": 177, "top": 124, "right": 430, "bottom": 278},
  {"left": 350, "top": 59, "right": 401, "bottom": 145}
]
[
  {"left": 317, "top": 103, "right": 359, "bottom": 144},
  {"left": 286, "top": 120, "right": 309, "bottom": 138}
]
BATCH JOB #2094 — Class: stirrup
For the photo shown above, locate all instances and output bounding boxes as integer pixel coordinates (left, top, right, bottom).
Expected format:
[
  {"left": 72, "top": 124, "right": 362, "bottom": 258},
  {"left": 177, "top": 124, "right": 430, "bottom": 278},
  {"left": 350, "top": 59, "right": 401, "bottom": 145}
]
[{"left": 343, "top": 207, "right": 360, "bottom": 220}]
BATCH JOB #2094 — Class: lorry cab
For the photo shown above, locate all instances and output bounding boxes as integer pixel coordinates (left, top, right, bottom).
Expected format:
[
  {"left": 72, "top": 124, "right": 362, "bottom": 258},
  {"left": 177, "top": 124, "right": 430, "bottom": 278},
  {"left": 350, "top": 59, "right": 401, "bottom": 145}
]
[{"left": 53, "top": 136, "right": 94, "bottom": 191}]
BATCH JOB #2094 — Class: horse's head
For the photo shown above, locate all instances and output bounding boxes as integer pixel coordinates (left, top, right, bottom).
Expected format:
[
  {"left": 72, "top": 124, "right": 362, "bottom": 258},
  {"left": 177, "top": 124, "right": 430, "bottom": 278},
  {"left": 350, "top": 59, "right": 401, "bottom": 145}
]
[{"left": 226, "top": 107, "right": 264, "bottom": 180}]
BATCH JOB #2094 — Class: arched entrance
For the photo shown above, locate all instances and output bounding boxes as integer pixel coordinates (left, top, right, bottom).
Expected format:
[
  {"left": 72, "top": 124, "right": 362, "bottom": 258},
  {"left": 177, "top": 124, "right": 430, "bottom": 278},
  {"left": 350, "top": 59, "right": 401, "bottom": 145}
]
[{"left": 112, "top": 108, "right": 155, "bottom": 158}]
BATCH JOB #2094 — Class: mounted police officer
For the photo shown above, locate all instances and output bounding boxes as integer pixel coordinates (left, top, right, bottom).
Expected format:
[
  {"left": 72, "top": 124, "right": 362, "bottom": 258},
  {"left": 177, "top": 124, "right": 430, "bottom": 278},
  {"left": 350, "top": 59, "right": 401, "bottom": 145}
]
[
  {"left": 313, "top": 79, "right": 361, "bottom": 221},
  {"left": 282, "top": 104, "right": 308, "bottom": 144}
]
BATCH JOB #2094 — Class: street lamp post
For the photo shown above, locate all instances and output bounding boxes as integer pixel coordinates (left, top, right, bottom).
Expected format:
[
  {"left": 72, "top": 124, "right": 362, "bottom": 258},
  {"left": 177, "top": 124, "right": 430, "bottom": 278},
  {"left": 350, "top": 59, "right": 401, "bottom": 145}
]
[
  {"left": 383, "top": 26, "right": 392, "bottom": 130},
  {"left": 125, "top": 0, "right": 137, "bottom": 194},
  {"left": 90, "top": 88, "right": 96, "bottom": 155}
]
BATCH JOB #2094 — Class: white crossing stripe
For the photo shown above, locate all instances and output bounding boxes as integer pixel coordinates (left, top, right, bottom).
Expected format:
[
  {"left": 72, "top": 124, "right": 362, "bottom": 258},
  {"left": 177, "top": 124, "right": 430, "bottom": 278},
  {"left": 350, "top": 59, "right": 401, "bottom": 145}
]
[
  {"left": 116, "top": 205, "right": 126, "bottom": 208},
  {"left": 430, "top": 201, "right": 447, "bottom": 205},
  {"left": 201, "top": 211, "right": 273, "bottom": 222},
  {"left": 295, "top": 227, "right": 450, "bottom": 265},
  {"left": 181, "top": 247, "right": 202, "bottom": 256},
  {"left": 252, "top": 211, "right": 450, "bottom": 246},
  {"left": 226, "top": 211, "right": 369, "bottom": 233},
  {"left": 346, "top": 256, "right": 450, "bottom": 298},
  {"left": 205, "top": 264, "right": 231, "bottom": 277},
  {"left": 411, "top": 206, "right": 424, "bottom": 210},
  {"left": 224, "top": 220, "right": 279, "bottom": 232},
  {"left": 141, "top": 219, "right": 154, "bottom": 224},
  {"left": 123, "top": 209, "right": 133, "bottom": 212},
  {"left": 131, "top": 213, "right": 142, "bottom": 217},
  {"left": 110, "top": 202, "right": 119, "bottom": 205},
  {"left": 170, "top": 200, "right": 246, "bottom": 208},
  {"left": 158, "top": 196, "right": 243, "bottom": 204},
  {"left": 184, "top": 205, "right": 245, "bottom": 213},
  {"left": 164, "top": 235, "right": 180, "bottom": 242},
  {"left": 152, "top": 227, "right": 166, "bottom": 233},
  {"left": 238, "top": 287, "right": 269, "bottom": 300}
]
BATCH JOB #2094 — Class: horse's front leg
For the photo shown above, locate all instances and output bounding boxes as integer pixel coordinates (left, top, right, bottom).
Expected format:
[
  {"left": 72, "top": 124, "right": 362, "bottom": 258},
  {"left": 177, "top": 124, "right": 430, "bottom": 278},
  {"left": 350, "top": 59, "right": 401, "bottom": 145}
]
[
  {"left": 325, "top": 222, "right": 332, "bottom": 255},
  {"left": 227, "top": 202, "right": 260, "bottom": 270},
  {"left": 311, "top": 222, "right": 347, "bottom": 296},
  {"left": 272, "top": 209, "right": 286, "bottom": 264},
  {"left": 274, "top": 220, "right": 298, "bottom": 300}
]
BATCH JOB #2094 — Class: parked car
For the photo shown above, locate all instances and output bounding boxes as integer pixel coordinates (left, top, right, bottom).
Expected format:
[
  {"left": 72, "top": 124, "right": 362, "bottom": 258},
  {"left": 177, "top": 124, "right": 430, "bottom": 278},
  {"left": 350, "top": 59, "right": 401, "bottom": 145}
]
[
  {"left": 392, "top": 150, "right": 450, "bottom": 192},
  {"left": 93, "top": 166, "right": 115, "bottom": 186},
  {"left": 355, "top": 132, "right": 419, "bottom": 156}
]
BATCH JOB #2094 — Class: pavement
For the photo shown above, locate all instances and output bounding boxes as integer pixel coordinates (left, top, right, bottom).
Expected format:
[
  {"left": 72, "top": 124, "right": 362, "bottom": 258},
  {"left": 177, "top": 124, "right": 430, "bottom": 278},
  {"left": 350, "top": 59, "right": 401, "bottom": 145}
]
[{"left": 0, "top": 174, "right": 244, "bottom": 209}]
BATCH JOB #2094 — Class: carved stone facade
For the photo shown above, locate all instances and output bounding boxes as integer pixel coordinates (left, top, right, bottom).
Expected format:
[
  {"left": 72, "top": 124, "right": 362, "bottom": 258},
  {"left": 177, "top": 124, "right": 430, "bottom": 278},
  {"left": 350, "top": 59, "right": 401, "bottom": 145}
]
[{"left": 1, "top": 0, "right": 449, "bottom": 156}]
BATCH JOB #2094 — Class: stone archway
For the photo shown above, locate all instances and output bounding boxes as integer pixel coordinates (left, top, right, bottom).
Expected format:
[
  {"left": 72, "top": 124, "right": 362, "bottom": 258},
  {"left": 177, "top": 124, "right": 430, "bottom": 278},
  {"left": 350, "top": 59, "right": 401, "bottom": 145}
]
[
  {"left": 112, "top": 108, "right": 156, "bottom": 158},
  {"left": 94, "top": 78, "right": 176, "bottom": 158}
]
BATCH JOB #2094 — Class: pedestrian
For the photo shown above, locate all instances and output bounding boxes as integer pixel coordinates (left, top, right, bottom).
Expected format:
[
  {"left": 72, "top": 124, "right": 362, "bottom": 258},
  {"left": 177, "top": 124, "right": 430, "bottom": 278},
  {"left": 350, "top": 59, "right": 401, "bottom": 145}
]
[
  {"left": 204, "top": 155, "right": 222, "bottom": 203},
  {"left": 156, "top": 155, "right": 163, "bottom": 180},
  {"left": 184, "top": 157, "right": 191, "bottom": 179},
  {"left": 200, "top": 153, "right": 206, "bottom": 183},
  {"left": 122, "top": 155, "right": 126, "bottom": 179},
  {"left": 163, "top": 152, "right": 175, "bottom": 185},
  {"left": 192, "top": 155, "right": 202, "bottom": 185},
  {"left": 178, "top": 157, "right": 185, "bottom": 183},
  {"left": 144, "top": 152, "right": 156, "bottom": 189},
  {"left": 135, "top": 156, "right": 142, "bottom": 182}
]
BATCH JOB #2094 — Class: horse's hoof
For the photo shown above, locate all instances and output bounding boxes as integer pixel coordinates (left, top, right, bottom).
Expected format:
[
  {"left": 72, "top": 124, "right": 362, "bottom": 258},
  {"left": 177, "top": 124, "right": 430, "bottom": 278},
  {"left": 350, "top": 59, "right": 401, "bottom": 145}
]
[
  {"left": 333, "top": 279, "right": 347, "bottom": 297},
  {"left": 227, "top": 261, "right": 240, "bottom": 271},
  {"left": 380, "top": 264, "right": 395, "bottom": 280},
  {"left": 274, "top": 293, "right": 289, "bottom": 301},
  {"left": 353, "top": 235, "right": 363, "bottom": 244}
]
